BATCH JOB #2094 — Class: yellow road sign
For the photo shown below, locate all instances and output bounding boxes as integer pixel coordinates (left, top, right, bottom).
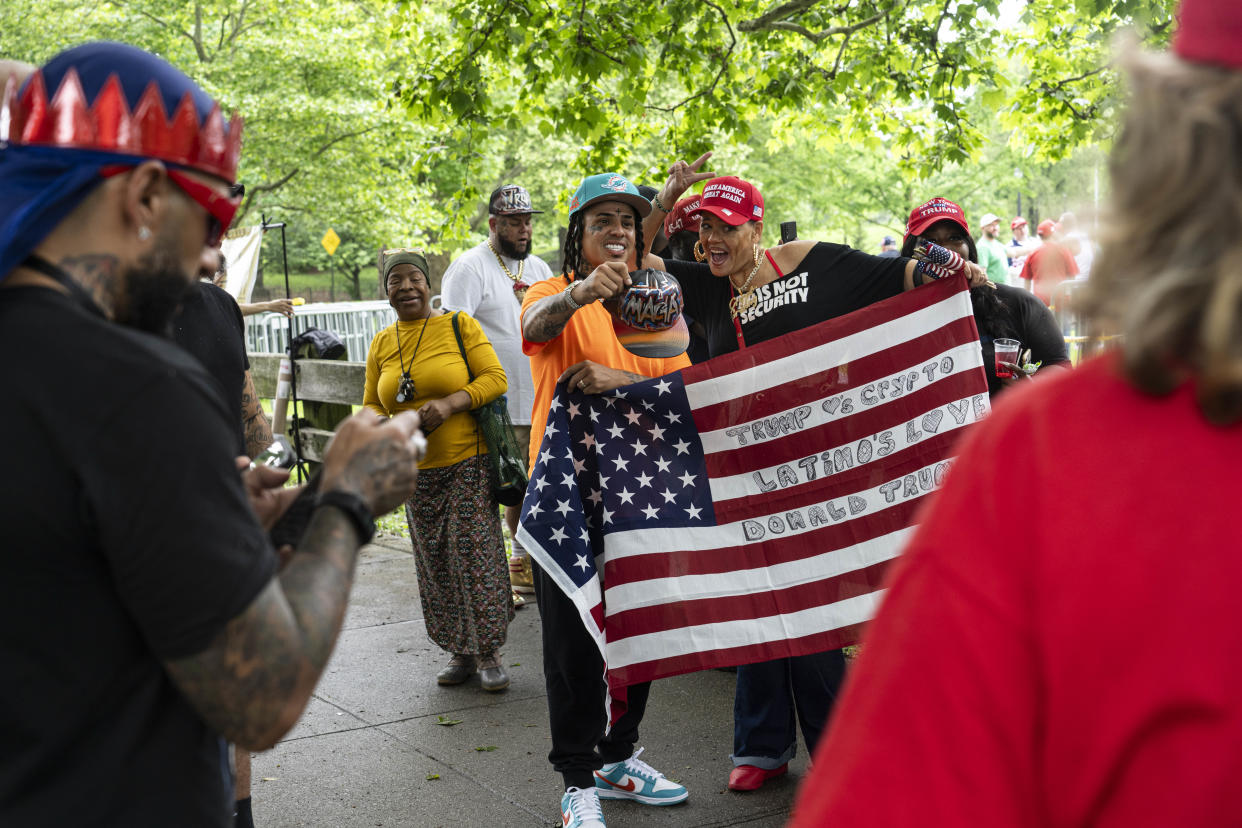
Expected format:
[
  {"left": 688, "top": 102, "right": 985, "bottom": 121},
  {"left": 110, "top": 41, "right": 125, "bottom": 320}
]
[{"left": 321, "top": 228, "right": 341, "bottom": 256}]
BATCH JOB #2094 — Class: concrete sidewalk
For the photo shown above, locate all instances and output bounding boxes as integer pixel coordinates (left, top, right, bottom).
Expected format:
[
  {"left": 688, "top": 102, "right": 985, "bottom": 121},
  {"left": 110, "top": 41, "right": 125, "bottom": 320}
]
[{"left": 251, "top": 535, "right": 809, "bottom": 827}]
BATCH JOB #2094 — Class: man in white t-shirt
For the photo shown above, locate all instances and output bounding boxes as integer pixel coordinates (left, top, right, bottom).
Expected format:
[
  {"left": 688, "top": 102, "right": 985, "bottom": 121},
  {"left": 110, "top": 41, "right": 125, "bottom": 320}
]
[{"left": 441, "top": 184, "right": 553, "bottom": 595}]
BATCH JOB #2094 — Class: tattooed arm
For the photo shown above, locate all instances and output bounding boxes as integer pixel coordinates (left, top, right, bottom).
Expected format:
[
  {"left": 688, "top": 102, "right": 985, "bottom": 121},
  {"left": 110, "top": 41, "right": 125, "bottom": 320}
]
[
  {"left": 522, "top": 279, "right": 590, "bottom": 343},
  {"left": 164, "top": 410, "right": 423, "bottom": 750},
  {"left": 240, "top": 370, "right": 274, "bottom": 459},
  {"left": 522, "top": 261, "right": 633, "bottom": 343}
]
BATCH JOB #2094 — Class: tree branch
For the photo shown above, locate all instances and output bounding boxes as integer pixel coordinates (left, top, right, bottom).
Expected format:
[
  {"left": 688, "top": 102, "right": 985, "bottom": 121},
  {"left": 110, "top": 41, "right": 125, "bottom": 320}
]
[
  {"left": 646, "top": 0, "right": 736, "bottom": 113},
  {"left": 738, "top": 0, "right": 823, "bottom": 32},
  {"left": 235, "top": 126, "right": 382, "bottom": 221},
  {"left": 116, "top": 2, "right": 209, "bottom": 62},
  {"left": 759, "top": 11, "right": 885, "bottom": 43}
]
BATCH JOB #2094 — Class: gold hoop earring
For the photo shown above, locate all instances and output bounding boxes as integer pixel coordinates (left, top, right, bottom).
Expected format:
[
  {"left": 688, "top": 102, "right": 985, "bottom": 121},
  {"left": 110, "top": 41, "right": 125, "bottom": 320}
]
[{"left": 693, "top": 240, "right": 707, "bottom": 262}]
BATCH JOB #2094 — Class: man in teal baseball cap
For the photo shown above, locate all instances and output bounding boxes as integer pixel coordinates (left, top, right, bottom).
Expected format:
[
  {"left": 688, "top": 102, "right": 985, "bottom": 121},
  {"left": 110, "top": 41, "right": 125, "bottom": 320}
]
[{"left": 517, "top": 174, "right": 692, "bottom": 827}]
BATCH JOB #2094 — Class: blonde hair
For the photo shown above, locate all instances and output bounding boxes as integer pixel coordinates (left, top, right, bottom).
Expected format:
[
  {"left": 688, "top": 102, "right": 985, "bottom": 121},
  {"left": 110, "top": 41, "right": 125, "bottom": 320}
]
[{"left": 1083, "top": 41, "right": 1242, "bottom": 423}]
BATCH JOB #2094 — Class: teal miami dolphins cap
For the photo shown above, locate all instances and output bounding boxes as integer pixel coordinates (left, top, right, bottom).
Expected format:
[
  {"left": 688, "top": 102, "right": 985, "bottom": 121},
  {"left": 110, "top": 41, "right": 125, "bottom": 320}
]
[{"left": 568, "top": 173, "right": 652, "bottom": 219}]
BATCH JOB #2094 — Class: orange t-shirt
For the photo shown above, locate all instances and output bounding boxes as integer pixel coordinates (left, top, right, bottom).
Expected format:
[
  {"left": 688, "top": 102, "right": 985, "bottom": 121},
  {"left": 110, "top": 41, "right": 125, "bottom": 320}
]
[{"left": 520, "top": 275, "right": 692, "bottom": 469}]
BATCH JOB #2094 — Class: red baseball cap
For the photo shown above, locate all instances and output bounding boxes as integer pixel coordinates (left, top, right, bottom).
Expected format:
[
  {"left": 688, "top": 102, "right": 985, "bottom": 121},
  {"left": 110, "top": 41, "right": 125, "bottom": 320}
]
[
  {"left": 693, "top": 176, "right": 764, "bottom": 226},
  {"left": 1010, "top": 216, "right": 1028, "bottom": 230},
  {"left": 663, "top": 195, "right": 702, "bottom": 237},
  {"left": 1036, "top": 219, "right": 1059, "bottom": 238},
  {"left": 904, "top": 197, "right": 968, "bottom": 243},
  {"left": 1174, "top": 0, "right": 1242, "bottom": 69}
]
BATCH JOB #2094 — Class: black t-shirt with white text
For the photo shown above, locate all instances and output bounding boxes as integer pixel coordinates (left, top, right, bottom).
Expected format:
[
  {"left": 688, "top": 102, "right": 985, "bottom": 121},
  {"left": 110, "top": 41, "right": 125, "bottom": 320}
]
[
  {"left": 0, "top": 287, "right": 276, "bottom": 827},
  {"left": 665, "top": 242, "right": 908, "bottom": 358}
]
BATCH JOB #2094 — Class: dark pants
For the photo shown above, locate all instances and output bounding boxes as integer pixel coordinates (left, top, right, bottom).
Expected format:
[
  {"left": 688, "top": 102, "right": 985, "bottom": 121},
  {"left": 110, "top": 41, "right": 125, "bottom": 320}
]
[
  {"left": 533, "top": 561, "right": 651, "bottom": 790},
  {"left": 732, "top": 650, "right": 846, "bottom": 768}
]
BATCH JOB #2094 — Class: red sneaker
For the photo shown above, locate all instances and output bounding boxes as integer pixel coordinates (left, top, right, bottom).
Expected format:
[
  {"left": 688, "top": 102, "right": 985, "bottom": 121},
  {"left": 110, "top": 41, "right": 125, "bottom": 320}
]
[{"left": 727, "top": 763, "right": 788, "bottom": 792}]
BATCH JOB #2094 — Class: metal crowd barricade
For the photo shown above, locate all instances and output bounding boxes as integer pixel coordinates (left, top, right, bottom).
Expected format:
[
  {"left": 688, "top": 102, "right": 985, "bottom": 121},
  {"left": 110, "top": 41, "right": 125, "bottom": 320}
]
[{"left": 245, "top": 299, "right": 411, "bottom": 362}]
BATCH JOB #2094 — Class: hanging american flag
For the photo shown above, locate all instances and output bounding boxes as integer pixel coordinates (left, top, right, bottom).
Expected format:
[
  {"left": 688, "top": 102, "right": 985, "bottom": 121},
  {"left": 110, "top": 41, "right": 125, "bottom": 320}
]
[{"left": 516, "top": 276, "right": 989, "bottom": 705}]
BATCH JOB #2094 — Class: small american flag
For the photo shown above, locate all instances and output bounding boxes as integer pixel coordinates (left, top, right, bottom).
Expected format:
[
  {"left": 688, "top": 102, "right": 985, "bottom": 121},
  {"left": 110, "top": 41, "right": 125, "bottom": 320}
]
[{"left": 516, "top": 276, "right": 989, "bottom": 716}]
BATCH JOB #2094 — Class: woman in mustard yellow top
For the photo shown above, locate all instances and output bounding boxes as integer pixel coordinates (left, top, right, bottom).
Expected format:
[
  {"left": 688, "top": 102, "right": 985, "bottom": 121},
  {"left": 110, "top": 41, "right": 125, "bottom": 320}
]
[{"left": 364, "top": 249, "right": 513, "bottom": 691}]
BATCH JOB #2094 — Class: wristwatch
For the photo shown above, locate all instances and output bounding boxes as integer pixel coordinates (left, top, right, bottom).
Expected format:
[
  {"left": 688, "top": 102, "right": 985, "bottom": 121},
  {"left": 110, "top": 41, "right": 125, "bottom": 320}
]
[
  {"left": 562, "top": 280, "right": 585, "bottom": 311},
  {"left": 315, "top": 489, "right": 376, "bottom": 544}
]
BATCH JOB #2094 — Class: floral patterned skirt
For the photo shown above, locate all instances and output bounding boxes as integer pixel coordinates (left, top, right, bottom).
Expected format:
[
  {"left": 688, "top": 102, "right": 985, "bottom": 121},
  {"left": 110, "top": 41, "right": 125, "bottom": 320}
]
[{"left": 405, "top": 454, "right": 512, "bottom": 655}]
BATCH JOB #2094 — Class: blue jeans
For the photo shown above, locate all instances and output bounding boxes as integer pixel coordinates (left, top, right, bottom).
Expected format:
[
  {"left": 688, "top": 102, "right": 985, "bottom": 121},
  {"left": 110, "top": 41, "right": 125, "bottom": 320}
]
[{"left": 731, "top": 650, "right": 846, "bottom": 768}]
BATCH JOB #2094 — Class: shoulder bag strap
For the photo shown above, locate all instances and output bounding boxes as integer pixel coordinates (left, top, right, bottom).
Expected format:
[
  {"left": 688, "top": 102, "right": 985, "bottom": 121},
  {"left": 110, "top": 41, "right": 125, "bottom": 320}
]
[{"left": 450, "top": 311, "right": 475, "bottom": 381}]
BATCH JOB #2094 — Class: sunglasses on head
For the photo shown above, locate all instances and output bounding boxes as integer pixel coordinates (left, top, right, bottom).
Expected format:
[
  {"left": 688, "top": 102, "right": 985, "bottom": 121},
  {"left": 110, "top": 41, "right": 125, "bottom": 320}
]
[{"left": 100, "top": 164, "right": 244, "bottom": 248}]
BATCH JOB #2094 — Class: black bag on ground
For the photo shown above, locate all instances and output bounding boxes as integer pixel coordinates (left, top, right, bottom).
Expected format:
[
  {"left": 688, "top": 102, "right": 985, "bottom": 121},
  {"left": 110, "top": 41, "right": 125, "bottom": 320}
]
[
  {"left": 450, "top": 312, "right": 529, "bottom": 507},
  {"left": 289, "top": 326, "right": 346, "bottom": 360}
]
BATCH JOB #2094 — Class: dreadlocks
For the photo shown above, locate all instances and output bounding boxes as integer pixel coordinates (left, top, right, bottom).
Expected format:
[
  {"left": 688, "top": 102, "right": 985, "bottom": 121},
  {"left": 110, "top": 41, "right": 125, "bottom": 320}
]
[
  {"left": 560, "top": 209, "right": 645, "bottom": 280},
  {"left": 561, "top": 214, "right": 583, "bottom": 280}
]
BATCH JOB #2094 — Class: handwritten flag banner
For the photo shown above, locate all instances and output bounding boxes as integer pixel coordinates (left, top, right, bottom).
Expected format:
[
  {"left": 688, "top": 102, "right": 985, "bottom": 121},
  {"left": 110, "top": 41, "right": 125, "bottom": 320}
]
[{"left": 516, "top": 276, "right": 990, "bottom": 706}]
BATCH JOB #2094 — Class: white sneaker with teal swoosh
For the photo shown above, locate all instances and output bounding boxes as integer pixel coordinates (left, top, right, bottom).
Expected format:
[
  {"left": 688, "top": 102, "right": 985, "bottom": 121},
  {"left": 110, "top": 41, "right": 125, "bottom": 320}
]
[
  {"left": 560, "top": 786, "right": 606, "bottom": 828},
  {"left": 593, "top": 747, "right": 689, "bottom": 806}
]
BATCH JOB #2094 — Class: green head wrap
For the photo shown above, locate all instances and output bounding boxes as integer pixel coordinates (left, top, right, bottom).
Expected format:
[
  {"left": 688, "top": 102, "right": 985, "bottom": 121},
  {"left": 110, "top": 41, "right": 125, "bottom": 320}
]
[{"left": 382, "top": 248, "right": 430, "bottom": 289}]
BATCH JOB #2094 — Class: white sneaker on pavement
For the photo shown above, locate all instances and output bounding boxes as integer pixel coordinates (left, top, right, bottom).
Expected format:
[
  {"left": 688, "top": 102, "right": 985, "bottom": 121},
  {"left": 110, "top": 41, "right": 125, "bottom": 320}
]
[
  {"left": 560, "top": 786, "right": 606, "bottom": 828},
  {"left": 593, "top": 747, "right": 689, "bottom": 806}
]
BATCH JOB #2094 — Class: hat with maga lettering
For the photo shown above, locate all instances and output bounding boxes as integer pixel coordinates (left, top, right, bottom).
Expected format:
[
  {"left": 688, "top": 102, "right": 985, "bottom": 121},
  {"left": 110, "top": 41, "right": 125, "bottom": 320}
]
[
  {"left": 663, "top": 195, "right": 702, "bottom": 237},
  {"left": 603, "top": 268, "right": 689, "bottom": 358},
  {"left": 905, "top": 197, "right": 968, "bottom": 243},
  {"left": 693, "top": 176, "right": 764, "bottom": 227}
]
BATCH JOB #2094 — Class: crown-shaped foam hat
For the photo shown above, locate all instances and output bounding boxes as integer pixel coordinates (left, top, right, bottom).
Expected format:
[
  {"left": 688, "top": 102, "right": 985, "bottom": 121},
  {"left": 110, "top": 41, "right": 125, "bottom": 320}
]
[{"left": 0, "top": 44, "right": 242, "bottom": 183}]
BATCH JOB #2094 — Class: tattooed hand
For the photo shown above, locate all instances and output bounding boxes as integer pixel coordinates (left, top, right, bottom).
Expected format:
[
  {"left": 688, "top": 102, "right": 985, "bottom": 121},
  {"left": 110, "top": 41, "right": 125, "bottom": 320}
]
[
  {"left": 235, "top": 456, "right": 297, "bottom": 530},
  {"left": 578, "top": 261, "right": 632, "bottom": 303},
  {"left": 318, "top": 410, "right": 422, "bottom": 516}
]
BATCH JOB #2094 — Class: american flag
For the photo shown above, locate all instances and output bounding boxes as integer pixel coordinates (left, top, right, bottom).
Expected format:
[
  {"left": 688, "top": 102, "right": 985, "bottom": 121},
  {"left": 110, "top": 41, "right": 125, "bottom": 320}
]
[{"left": 516, "top": 276, "right": 989, "bottom": 712}]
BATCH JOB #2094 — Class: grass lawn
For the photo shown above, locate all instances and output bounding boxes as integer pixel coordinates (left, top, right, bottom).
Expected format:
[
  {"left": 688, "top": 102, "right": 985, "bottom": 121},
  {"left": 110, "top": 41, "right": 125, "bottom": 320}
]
[{"left": 254, "top": 270, "right": 372, "bottom": 301}]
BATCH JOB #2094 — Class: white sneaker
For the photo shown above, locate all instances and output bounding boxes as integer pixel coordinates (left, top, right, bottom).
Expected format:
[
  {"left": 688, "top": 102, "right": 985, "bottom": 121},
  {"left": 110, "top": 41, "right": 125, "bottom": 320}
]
[
  {"left": 560, "top": 786, "right": 606, "bottom": 828},
  {"left": 594, "top": 747, "right": 689, "bottom": 806}
]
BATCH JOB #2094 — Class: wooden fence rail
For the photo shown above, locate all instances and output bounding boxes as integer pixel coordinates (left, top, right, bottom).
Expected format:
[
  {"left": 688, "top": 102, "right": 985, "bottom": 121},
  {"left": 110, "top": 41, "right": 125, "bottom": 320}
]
[{"left": 249, "top": 354, "right": 366, "bottom": 463}]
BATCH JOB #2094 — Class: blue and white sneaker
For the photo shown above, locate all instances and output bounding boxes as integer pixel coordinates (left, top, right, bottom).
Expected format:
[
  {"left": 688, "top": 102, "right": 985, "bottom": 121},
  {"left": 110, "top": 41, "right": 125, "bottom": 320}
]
[
  {"left": 593, "top": 747, "right": 689, "bottom": 806},
  {"left": 560, "top": 786, "right": 606, "bottom": 828}
]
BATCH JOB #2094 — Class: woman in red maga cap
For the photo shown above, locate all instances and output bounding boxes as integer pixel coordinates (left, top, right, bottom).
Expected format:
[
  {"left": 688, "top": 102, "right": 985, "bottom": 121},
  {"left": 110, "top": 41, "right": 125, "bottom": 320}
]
[
  {"left": 644, "top": 161, "right": 987, "bottom": 793},
  {"left": 901, "top": 197, "right": 1070, "bottom": 397}
]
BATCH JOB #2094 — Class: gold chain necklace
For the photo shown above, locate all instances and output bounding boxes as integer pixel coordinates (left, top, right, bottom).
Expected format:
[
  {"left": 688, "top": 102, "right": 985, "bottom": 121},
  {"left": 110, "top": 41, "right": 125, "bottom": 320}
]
[
  {"left": 728, "top": 252, "right": 764, "bottom": 319},
  {"left": 486, "top": 239, "right": 529, "bottom": 302}
]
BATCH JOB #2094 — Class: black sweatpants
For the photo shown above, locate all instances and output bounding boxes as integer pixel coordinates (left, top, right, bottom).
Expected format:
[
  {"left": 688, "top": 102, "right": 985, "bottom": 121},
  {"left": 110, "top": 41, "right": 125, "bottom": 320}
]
[{"left": 532, "top": 560, "right": 651, "bottom": 790}]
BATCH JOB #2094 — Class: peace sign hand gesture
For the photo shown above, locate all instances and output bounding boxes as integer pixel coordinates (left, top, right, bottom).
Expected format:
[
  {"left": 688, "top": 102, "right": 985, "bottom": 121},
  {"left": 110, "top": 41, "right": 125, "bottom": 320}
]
[{"left": 658, "top": 152, "right": 716, "bottom": 208}]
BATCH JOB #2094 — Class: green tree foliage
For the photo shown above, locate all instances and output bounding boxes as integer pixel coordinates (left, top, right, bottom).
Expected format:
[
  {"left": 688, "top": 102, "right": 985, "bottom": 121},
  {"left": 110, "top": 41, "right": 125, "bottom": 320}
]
[
  {"left": 393, "top": 0, "right": 1173, "bottom": 187},
  {"left": 1, "top": 0, "right": 438, "bottom": 295},
  {"left": 1, "top": 0, "right": 1168, "bottom": 289}
]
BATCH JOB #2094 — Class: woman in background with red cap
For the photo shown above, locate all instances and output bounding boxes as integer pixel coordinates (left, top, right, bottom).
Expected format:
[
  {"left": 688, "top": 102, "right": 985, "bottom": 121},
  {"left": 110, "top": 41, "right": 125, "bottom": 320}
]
[
  {"left": 900, "top": 197, "right": 1070, "bottom": 397},
  {"left": 790, "top": 1, "right": 1242, "bottom": 823},
  {"left": 645, "top": 165, "right": 987, "bottom": 793}
]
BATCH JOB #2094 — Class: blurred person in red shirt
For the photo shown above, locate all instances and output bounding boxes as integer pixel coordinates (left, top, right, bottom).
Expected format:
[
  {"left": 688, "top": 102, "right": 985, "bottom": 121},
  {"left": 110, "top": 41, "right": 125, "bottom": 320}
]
[{"left": 790, "top": 2, "right": 1242, "bottom": 826}]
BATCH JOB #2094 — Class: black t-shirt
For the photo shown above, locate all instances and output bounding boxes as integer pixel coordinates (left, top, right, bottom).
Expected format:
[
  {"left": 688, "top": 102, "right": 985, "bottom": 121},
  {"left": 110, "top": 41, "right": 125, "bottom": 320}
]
[
  {"left": 171, "top": 281, "right": 250, "bottom": 454},
  {"left": 979, "top": 283, "right": 1071, "bottom": 397},
  {"left": 665, "top": 242, "right": 908, "bottom": 357},
  {"left": 0, "top": 287, "right": 276, "bottom": 827}
]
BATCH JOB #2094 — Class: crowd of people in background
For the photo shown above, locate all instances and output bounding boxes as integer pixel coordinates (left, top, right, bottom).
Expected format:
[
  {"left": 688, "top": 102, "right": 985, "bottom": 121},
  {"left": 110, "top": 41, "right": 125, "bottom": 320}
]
[{"left": 4, "top": 0, "right": 1242, "bottom": 825}]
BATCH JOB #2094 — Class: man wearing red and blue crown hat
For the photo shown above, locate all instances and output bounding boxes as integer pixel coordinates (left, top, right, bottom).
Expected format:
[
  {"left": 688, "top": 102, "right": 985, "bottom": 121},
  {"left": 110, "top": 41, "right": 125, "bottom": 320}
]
[{"left": 0, "top": 42, "right": 423, "bottom": 826}]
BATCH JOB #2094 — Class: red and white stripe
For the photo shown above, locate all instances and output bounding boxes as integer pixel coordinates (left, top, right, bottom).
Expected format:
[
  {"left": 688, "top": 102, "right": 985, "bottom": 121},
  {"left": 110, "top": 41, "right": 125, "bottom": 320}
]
[{"left": 600, "top": 277, "right": 989, "bottom": 687}]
